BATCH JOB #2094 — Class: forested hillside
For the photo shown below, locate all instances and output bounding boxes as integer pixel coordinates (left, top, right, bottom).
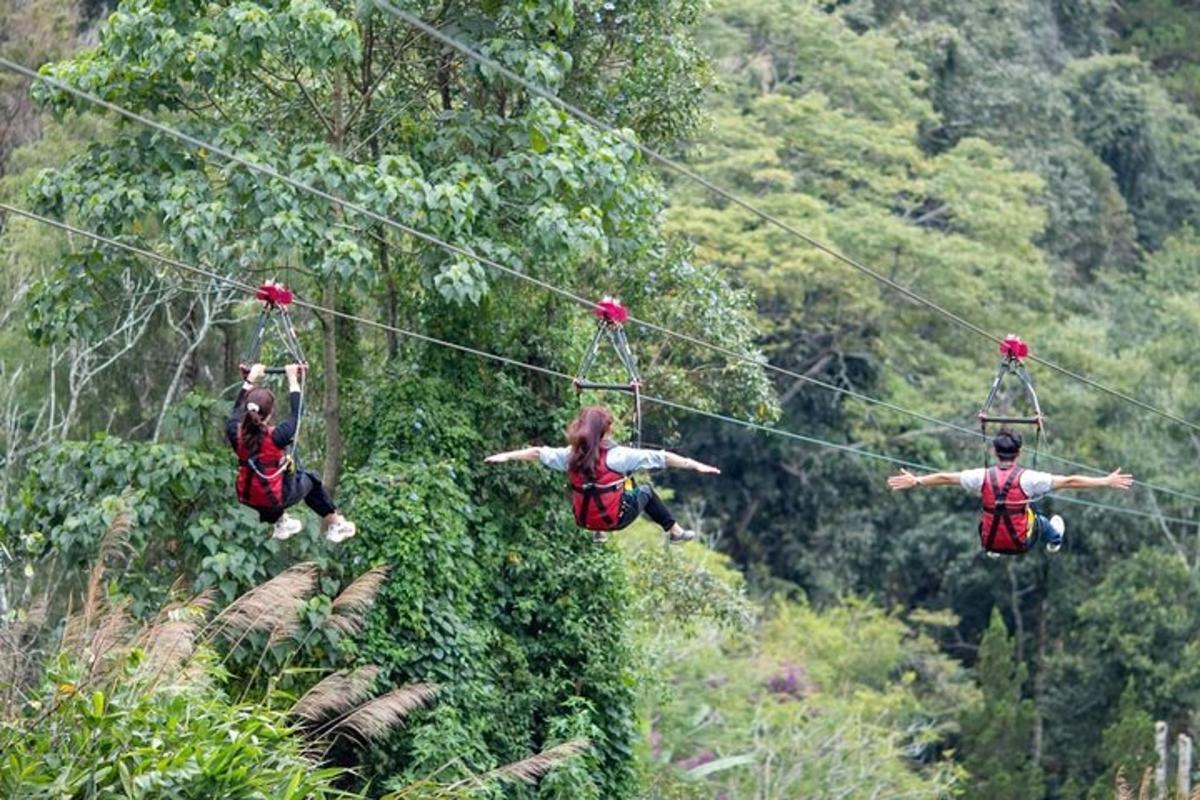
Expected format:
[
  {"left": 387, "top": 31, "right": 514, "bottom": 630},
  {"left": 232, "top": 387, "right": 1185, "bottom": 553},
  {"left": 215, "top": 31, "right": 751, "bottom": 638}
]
[{"left": 1, "top": 1, "right": 1199, "bottom": 798}]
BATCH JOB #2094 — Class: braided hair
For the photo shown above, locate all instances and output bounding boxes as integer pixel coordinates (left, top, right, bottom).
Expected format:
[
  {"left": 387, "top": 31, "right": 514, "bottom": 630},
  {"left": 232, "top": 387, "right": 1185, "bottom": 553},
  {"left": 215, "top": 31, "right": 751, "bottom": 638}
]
[{"left": 239, "top": 387, "right": 275, "bottom": 454}]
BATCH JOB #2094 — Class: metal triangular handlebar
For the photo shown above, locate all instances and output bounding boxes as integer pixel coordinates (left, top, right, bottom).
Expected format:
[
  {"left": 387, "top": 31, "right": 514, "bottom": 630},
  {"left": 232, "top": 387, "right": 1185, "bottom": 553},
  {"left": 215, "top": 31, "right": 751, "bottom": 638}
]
[
  {"left": 574, "top": 309, "right": 643, "bottom": 446},
  {"left": 238, "top": 283, "right": 309, "bottom": 463},
  {"left": 979, "top": 355, "right": 1044, "bottom": 432}
]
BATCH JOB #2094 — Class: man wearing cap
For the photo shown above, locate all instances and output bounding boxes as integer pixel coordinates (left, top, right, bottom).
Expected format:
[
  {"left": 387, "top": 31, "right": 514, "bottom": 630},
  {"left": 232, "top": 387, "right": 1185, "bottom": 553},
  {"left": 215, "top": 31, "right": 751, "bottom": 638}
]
[{"left": 887, "top": 428, "right": 1133, "bottom": 555}]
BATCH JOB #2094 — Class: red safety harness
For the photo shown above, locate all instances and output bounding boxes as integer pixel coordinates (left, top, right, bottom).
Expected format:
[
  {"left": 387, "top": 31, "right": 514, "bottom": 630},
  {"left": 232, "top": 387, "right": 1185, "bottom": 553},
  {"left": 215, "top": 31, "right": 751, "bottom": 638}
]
[
  {"left": 236, "top": 430, "right": 290, "bottom": 512},
  {"left": 979, "top": 463, "right": 1032, "bottom": 554},
  {"left": 568, "top": 448, "right": 630, "bottom": 531}
]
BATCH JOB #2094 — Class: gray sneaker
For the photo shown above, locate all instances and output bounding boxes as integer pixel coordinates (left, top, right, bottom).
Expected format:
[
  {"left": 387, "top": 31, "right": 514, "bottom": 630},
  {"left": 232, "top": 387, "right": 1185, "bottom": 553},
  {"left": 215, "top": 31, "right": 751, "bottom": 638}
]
[{"left": 668, "top": 528, "right": 697, "bottom": 544}]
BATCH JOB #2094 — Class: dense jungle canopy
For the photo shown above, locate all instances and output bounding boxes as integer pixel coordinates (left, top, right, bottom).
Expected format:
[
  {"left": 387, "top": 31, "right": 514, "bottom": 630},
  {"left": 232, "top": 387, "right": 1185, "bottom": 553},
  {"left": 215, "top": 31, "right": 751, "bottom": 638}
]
[{"left": 2, "top": 0, "right": 1200, "bottom": 797}]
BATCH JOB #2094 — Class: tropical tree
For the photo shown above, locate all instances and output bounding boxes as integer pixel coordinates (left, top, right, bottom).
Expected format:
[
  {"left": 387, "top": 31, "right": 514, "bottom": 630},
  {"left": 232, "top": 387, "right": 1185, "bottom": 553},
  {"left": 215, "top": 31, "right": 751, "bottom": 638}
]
[{"left": 960, "top": 608, "right": 1044, "bottom": 800}]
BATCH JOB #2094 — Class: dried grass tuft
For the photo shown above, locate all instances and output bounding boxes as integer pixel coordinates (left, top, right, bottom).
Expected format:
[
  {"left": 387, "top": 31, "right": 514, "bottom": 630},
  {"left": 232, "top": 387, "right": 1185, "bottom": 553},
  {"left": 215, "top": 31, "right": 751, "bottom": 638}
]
[
  {"left": 332, "top": 682, "right": 438, "bottom": 743},
  {"left": 325, "top": 566, "right": 389, "bottom": 637},
  {"left": 137, "top": 619, "right": 200, "bottom": 682},
  {"left": 292, "top": 665, "right": 381, "bottom": 722},
  {"left": 467, "top": 739, "right": 591, "bottom": 788},
  {"left": 86, "top": 603, "right": 132, "bottom": 678},
  {"left": 209, "top": 562, "right": 318, "bottom": 642},
  {"left": 83, "top": 505, "right": 134, "bottom": 627},
  {"left": 135, "top": 589, "right": 214, "bottom": 682},
  {"left": 1115, "top": 767, "right": 1132, "bottom": 800}
]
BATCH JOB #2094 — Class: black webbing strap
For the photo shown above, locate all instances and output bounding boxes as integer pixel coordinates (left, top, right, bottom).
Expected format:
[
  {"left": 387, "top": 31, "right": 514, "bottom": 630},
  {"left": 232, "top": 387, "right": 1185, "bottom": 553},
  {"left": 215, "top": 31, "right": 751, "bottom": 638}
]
[
  {"left": 983, "top": 466, "right": 1026, "bottom": 551},
  {"left": 237, "top": 457, "right": 283, "bottom": 509},
  {"left": 571, "top": 480, "right": 624, "bottom": 530}
]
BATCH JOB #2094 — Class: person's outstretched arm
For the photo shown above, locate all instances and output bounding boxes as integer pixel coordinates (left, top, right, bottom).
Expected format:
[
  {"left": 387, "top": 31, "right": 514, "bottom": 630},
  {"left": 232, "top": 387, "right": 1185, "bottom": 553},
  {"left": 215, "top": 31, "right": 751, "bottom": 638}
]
[
  {"left": 887, "top": 468, "right": 963, "bottom": 490},
  {"left": 1052, "top": 469, "right": 1133, "bottom": 491},
  {"left": 662, "top": 451, "right": 720, "bottom": 474},
  {"left": 485, "top": 447, "right": 543, "bottom": 464}
]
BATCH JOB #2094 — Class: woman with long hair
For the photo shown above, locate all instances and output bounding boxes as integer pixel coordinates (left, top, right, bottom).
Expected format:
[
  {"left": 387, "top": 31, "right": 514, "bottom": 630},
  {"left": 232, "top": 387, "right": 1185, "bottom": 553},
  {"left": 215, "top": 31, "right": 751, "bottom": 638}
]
[
  {"left": 226, "top": 363, "right": 356, "bottom": 542},
  {"left": 485, "top": 405, "right": 719, "bottom": 543}
]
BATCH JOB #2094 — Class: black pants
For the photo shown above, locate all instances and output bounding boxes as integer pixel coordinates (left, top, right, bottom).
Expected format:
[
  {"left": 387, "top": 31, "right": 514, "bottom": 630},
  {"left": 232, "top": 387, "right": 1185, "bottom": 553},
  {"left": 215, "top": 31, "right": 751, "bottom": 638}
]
[
  {"left": 258, "top": 469, "right": 336, "bottom": 523},
  {"left": 616, "top": 485, "right": 676, "bottom": 531}
]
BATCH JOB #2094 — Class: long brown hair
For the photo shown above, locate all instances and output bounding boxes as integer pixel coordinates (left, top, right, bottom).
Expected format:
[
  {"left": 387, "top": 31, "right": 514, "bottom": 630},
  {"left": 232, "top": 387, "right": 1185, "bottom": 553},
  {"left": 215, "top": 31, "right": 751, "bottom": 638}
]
[
  {"left": 239, "top": 387, "right": 275, "bottom": 454},
  {"left": 567, "top": 406, "right": 613, "bottom": 478}
]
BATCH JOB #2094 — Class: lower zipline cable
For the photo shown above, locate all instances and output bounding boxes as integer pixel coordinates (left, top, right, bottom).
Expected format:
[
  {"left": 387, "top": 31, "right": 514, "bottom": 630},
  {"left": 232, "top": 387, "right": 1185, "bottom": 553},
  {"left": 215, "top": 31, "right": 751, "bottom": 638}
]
[{"left": 2, "top": 202, "right": 1194, "bottom": 529}]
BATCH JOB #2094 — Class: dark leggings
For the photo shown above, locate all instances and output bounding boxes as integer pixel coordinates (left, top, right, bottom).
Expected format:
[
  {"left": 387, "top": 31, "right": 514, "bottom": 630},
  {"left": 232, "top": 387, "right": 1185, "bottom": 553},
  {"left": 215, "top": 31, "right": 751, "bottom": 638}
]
[
  {"left": 258, "top": 469, "right": 336, "bottom": 524},
  {"left": 616, "top": 485, "right": 676, "bottom": 531}
]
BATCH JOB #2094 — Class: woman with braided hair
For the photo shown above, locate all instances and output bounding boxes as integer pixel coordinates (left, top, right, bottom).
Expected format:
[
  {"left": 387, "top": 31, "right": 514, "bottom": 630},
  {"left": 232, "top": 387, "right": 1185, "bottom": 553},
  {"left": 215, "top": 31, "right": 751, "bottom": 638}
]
[
  {"left": 887, "top": 428, "right": 1132, "bottom": 555},
  {"left": 227, "top": 362, "right": 356, "bottom": 542}
]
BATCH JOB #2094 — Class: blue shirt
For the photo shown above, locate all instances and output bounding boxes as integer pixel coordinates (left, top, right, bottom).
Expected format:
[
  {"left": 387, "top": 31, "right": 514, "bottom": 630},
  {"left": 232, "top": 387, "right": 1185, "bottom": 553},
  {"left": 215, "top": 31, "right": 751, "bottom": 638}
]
[{"left": 538, "top": 444, "right": 668, "bottom": 474}]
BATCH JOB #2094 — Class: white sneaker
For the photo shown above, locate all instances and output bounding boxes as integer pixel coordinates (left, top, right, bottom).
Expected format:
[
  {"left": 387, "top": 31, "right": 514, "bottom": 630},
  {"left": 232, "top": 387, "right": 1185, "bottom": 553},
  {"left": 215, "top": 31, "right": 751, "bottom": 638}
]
[
  {"left": 1046, "top": 515, "right": 1065, "bottom": 554},
  {"left": 325, "top": 517, "right": 357, "bottom": 543},
  {"left": 592, "top": 530, "right": 611, "bottom": 544},
  {"left": 272, "top": 514, "right": 304, "bottom": 540}
]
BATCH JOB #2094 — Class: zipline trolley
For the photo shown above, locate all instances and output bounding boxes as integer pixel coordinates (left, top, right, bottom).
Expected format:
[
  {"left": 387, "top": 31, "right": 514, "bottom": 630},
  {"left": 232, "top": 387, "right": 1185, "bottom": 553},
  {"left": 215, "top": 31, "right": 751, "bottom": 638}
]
[
  {"left": 574, "top": 297, "right": 643, "bottom": 447},
  {"left": 239, "top": 281, "right": 309, "bottom": 470}
]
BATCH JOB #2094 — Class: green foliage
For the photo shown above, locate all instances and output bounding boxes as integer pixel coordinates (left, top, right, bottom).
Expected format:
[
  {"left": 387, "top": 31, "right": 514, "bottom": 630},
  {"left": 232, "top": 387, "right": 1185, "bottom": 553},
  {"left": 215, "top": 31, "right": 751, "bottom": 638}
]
[
  {"left": 960, "top": 608, "right": 1044, "bottom": 800},
  {"left": 1063, "top": 54, "right": 1200, "bottom": 249},
  {"left": 26, "top": 0, "right": 772, "bottom": 435},
  {"left": 1066, "top": 549, "right": 1200, "bottom": 721},
  {"left": 1111, "top": 0, "right": 1200, "bottom": 113},
  {"left": 1, "top": 436, "right": 331, "bottom": 615},
  {"left": 1086, "top": 680, "right": 1156, "bottom": 800},
  {"left": 332, "top": 371, "right": 636, "bottom": 797},
  {"left": 622, "top": 521, "right": 969, "bottom": 797},
  {"left": 0, "top": 651, "right": 349, "bottom": 799},
  {"left": 667, "top": 0, "right": 1052, "bottom": 591},
  {"left": 640, "top": 597, "right": 970, "bottom": 797}
]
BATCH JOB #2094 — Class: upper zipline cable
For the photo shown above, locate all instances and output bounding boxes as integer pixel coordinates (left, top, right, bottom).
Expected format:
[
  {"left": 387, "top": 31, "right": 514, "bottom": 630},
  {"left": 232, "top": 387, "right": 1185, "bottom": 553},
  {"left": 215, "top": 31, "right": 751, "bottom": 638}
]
[
  {"left": 2, "top": 202, "right": 1195, "bottom": 529},
  {"left": 375, "top": 2, "right": 1200, "bottom": 438},
  {"left": 0, "top": 57, "right": 1196, "bottom": 507}
]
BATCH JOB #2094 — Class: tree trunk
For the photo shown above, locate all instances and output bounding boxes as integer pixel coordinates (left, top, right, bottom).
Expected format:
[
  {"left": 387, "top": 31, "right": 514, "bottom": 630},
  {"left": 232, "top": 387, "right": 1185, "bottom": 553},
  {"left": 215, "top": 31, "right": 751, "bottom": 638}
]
[
  {"left": 322, "top": 74, "right": 346, "bottom": 493},
  {"left": 378, "top": 232, "right": 398, "bottom": 360},
  {"left": 223, "top": 318, "right": 240, "bottom": 382},
  {"left": 367, "top": 130, "right": 399, "bottom": 361},
  {"left": 1006, "top": 562, "right": 1025, "bottom": 663},
  {"left": 1032, "top": 593, "right": 1047, "bottom": 761},
  {"left": 321, "top": 280, "right": 342, "bottom": 492}
]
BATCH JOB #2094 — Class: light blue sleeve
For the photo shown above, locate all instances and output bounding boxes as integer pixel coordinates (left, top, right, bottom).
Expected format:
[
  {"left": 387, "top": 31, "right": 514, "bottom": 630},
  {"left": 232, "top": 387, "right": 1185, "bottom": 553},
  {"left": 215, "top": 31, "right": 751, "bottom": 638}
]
[
  {"left": 538, "top": 447, "right": 570, "bottom": 472},
  {"left": 605, "top": 446, "right": 668, "bottom": 473}
]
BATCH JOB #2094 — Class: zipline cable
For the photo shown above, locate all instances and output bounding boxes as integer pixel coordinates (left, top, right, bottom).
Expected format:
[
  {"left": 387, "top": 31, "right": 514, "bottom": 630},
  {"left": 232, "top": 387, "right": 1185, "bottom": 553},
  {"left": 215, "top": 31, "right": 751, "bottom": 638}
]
[
  {"left": 1, "top": 57, "right": 1195, "bottom": 508},
  {"left": 377, "top": 3, "right": 1200, "bottom": 438},
  {"left": 3, "top": 201, "right": 1193, "bottom": 529},
  {"left": 3, "top": 60, "right": 1194, "bottom": 508},
  {"left": 4, "top": 61, "right": 1195, "bottom": 506}
]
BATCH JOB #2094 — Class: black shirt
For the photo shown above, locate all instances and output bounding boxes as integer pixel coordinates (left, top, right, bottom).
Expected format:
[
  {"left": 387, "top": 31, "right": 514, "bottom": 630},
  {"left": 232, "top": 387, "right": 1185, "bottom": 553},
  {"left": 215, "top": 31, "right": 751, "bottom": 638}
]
[{"left": 226, "top": 388, "right": 301, "bottom": 451}]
